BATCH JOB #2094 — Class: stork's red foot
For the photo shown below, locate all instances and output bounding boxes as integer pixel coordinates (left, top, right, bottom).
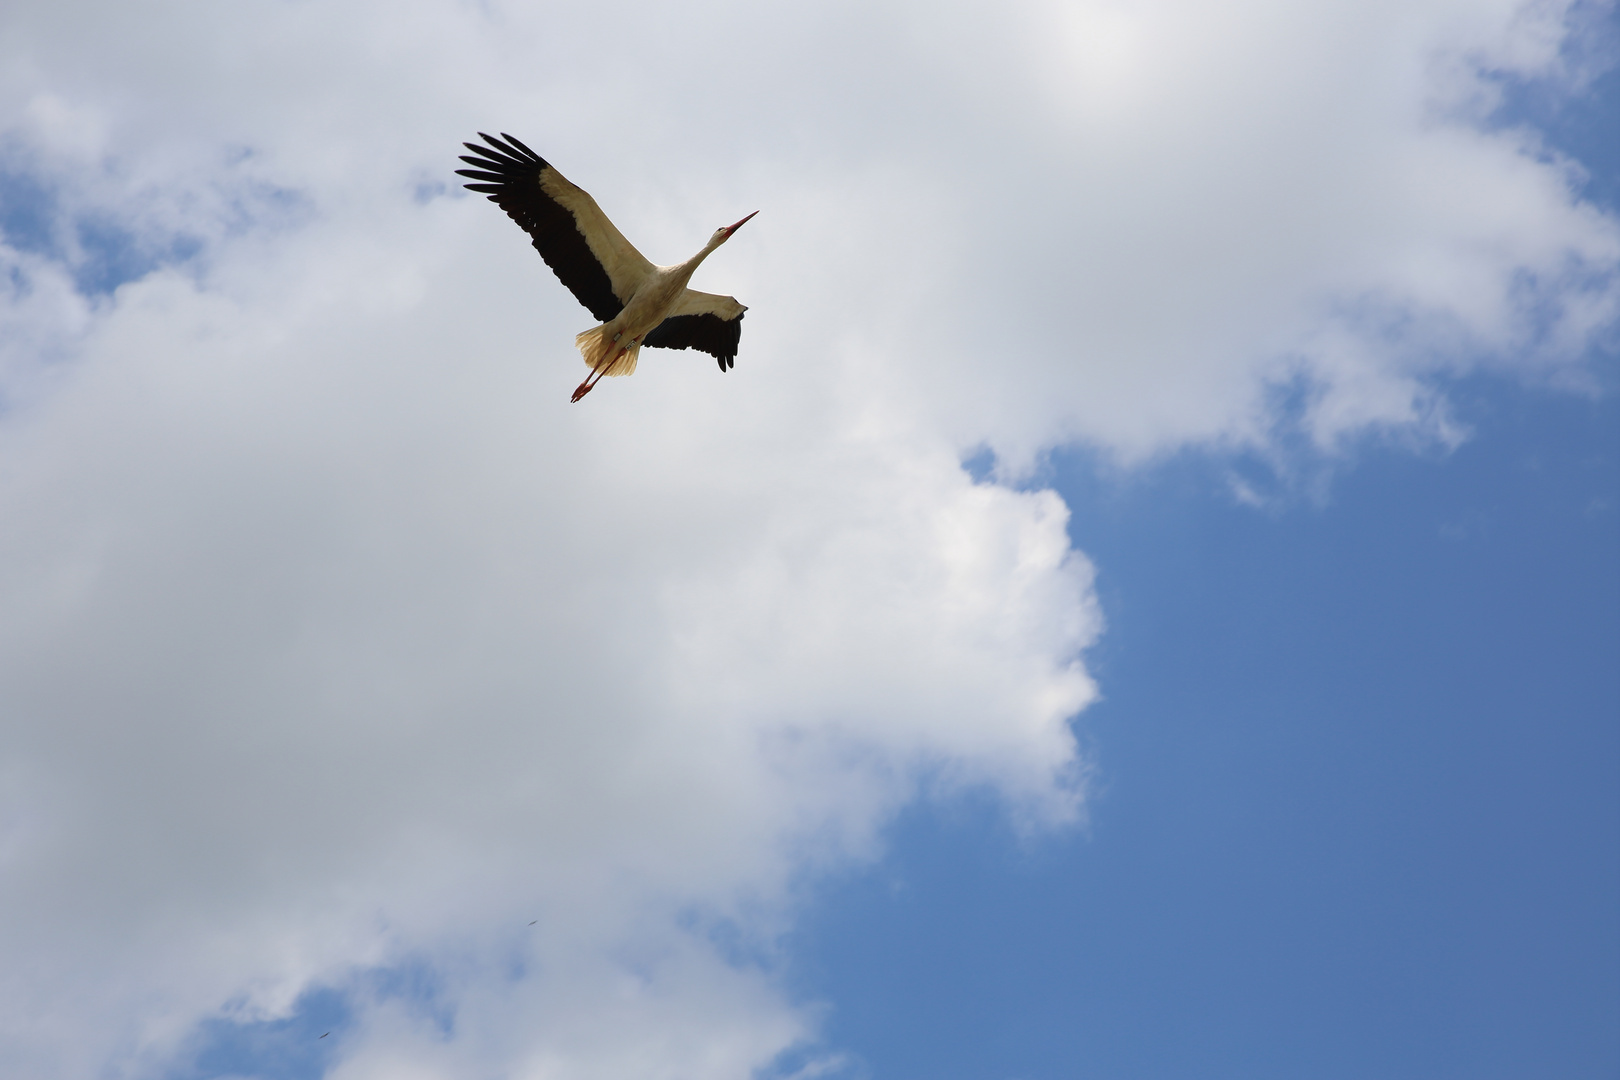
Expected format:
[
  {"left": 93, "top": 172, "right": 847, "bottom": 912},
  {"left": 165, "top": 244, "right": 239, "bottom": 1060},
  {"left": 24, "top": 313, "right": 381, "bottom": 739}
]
[{"left": 571, "top": 348, "right": 630, "bottom": 402}]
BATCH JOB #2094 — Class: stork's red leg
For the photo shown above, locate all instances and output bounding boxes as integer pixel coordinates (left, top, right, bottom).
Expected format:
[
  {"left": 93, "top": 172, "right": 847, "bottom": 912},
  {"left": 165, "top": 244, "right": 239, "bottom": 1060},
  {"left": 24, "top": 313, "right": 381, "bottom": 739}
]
[{"left": 570, "top": 349, "right": 623, "bottom": 403}]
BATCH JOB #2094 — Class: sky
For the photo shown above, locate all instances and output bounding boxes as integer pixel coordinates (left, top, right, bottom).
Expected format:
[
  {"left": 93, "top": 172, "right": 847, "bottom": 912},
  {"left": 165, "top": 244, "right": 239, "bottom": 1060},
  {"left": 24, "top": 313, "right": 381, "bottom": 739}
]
[{"left": 0, "top": 1, "right": 1615, "bottom": 1079}]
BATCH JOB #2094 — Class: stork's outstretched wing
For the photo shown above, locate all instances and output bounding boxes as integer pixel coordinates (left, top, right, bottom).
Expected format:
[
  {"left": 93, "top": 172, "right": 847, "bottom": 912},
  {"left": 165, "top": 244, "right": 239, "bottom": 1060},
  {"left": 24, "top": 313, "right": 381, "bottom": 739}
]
[
  {"left": 643, "top": 289, "right": 748, "bottom": 371},
  {"left": 456, "top": 133, "right": 655, "bottom": 323}
]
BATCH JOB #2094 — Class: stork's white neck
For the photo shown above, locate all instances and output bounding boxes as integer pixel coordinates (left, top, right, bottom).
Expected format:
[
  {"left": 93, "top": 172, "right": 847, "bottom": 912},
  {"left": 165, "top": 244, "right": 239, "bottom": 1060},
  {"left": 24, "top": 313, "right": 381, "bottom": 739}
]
[{"left": 676, "top": 235, "right": 724, "bottom": 275}]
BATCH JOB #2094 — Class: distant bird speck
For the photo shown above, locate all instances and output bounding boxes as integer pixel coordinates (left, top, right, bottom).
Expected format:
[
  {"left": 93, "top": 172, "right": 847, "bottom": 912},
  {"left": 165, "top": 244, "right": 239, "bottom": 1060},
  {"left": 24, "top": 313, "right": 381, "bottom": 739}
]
[
  {"left": 457, "top": 132, "right": 755, "bottom": 403},
  {"left": 320, "top": 1032, "right": 329, "bottom": 1039},
  {"left": 528, "top": 920, "right": 537, "bottom": 925}
]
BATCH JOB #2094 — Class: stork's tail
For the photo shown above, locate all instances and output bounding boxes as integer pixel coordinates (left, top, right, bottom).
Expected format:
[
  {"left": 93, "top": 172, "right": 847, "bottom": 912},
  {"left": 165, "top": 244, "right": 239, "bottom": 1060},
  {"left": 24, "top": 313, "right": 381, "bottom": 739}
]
[{"left": 575, "top": 326, "right": 641, "bottom": 377}]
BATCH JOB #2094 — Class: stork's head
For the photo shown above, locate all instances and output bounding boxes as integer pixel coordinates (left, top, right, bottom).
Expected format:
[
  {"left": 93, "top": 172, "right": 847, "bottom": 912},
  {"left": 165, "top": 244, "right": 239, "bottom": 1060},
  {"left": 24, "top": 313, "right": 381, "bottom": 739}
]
[{"left": 710, "top": 210, "right": 758, "bottom": 247}]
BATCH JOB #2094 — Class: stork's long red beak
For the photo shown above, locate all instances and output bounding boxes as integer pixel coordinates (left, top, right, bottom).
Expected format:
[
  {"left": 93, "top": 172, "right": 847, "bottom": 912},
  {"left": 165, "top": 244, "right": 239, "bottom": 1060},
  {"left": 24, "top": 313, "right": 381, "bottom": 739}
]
[{"left": 724, "top": 211, "right": 759, "bottom": 234}]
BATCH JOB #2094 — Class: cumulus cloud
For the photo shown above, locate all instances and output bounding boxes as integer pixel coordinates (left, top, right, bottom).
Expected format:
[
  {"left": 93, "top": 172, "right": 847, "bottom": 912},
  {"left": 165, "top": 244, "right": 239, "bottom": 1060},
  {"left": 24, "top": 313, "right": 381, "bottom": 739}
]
[
  {"left": 0, "top": 192, "right": 1097, "bottom": 1076},
  {"left": 0, "top": 0, "right": 1613, "bottom": 1077}
]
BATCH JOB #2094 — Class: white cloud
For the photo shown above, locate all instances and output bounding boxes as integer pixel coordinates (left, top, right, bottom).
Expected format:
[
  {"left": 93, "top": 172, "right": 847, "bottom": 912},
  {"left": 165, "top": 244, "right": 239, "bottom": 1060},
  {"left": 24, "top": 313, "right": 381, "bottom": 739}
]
[
  {"left": 0, "top": 0, "right": 1612, "bottom": 1077},
  {"left": 0, "top": 166, "right": 1096, "bottom": 1078}
]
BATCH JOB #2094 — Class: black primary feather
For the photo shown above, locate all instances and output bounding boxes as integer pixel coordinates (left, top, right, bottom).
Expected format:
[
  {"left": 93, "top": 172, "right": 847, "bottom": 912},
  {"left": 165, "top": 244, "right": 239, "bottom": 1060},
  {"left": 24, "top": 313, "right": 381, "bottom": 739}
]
[
  {"left": 455, "top": 133, "right": 623, "bottom": 323},
  {"left": 642, "top": 312, "right": 744, "bottom": 371}
]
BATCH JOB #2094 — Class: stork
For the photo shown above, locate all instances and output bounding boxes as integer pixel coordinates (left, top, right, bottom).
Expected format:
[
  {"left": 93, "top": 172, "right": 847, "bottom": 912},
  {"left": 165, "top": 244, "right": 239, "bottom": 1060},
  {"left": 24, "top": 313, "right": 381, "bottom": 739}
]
[{"left": 457, "top": 132, "right": 756, "bottom": 402}]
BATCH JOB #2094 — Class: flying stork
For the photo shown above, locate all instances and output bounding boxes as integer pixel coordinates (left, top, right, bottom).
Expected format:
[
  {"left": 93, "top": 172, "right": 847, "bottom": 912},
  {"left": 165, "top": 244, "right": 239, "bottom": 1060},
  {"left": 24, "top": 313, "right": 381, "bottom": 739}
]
[{"left": 457, "top": 132, "right": 756, "bottom": 402}]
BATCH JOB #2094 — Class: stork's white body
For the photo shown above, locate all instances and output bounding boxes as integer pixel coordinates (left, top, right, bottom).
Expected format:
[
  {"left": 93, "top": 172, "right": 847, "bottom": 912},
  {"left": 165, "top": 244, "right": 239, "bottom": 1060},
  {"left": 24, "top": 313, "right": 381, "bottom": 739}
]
[{"left": 576, "top": 236, "right": 741, "bottom": 380}]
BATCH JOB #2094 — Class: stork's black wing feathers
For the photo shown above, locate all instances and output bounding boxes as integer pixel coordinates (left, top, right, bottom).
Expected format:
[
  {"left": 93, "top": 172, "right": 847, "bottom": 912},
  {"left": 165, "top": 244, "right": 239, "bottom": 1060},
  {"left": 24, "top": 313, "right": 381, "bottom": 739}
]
[
  {"left": 642, "top": 312, "right": 745, "bottom": 372},
  {"left": 455, "top": 133, "right": 623, "bottom": 323}
]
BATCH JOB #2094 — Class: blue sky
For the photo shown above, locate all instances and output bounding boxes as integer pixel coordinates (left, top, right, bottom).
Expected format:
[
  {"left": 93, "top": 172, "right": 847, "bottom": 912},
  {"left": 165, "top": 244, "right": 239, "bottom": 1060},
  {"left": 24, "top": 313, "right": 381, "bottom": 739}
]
[
  {"left": 818, "top": 43, "right": 1620, "bottom": 1077},
  {"left": 808, "top": 55, "right": 1620, "bottom": 1080},
  {"left": 0, "top": 1, "right": 1616, "bottom": 1078},
  {"left": 798, "top": 383, "right": 1619, "bottom": 1078}
]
